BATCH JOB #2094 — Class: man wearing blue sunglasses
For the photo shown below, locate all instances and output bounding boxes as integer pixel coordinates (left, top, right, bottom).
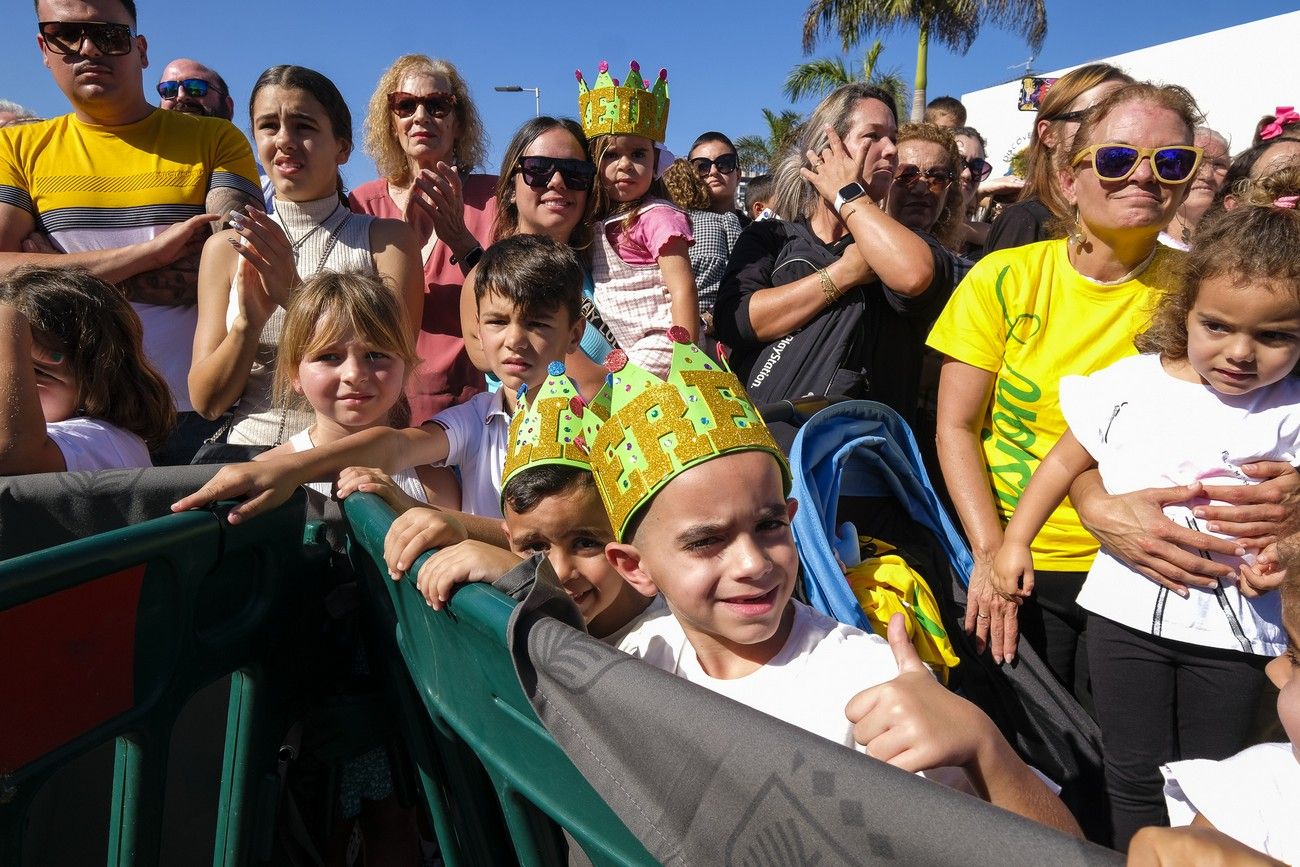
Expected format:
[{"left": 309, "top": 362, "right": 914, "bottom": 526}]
[{"left": 156, "top": 57, "right": 233, "bottom": 121}]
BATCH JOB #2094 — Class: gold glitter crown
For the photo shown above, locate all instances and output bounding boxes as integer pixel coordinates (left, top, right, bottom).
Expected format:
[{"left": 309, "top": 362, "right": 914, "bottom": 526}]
[
  {"left": 576, "top": 59, "right": 670, "bottom": 142},
  {"left": 581, "top": 328, "right": 789, "bottom": 541},
  {"left": 500, "top": 361, "right": 591, "bottom": 509}
]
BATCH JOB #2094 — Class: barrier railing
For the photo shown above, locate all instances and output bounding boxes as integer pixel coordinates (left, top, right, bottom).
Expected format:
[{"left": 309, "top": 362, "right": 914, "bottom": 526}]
[
  {"left": 344, "top": 493, "right": 655, "bottom": 867},
  {"left": 0, "top": 494, "right": 327, "bottom": 866}
]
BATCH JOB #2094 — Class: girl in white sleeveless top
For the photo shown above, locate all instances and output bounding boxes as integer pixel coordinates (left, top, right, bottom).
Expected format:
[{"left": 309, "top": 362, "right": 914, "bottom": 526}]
[
  {"left": 256, "top": 270, "right": 459, "bottom": 510},
  {"left": 190, "top": 65, "right": 423, "bottom": 446}
]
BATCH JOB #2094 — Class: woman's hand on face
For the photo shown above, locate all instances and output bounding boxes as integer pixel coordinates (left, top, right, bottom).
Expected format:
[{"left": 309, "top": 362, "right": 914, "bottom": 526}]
[
  {"left": 801, "top": 124, "right": 869, "bottom": 209},
  {"left": 963, "top": 554, "right": 1022, "bottom": 665},
  {"left": 1196, "top": 460, "right": 1300, "bottom": 550},
  {"left": 228, "top": 207, "right": 297, "bottom": 307}
]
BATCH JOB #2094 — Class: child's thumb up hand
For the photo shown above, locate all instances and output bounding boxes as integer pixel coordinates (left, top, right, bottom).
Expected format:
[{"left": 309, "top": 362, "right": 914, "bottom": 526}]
[{"left": 886, "top": 612, "right": 926, "bottom": 676}]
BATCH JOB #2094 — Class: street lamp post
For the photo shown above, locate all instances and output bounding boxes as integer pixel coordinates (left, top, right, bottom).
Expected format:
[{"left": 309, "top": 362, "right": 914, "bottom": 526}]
[{"left": 494, "top": 85, "right": 541, "bottom": 117}]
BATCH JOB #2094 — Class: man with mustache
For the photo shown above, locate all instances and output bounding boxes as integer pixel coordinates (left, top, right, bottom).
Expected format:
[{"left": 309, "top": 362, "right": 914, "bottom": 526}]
[{"left": 0, "top": 0, "right": 263, "bottom": 464}]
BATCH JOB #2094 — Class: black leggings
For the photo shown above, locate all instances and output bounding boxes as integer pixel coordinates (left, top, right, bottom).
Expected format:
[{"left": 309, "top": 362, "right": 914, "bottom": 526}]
[
  {"left": 1086, "top": 614, "right": 1269, "bottom": 851},
  {"left": 1018, "top": 570, "right": 1092, "bottom": 711}
]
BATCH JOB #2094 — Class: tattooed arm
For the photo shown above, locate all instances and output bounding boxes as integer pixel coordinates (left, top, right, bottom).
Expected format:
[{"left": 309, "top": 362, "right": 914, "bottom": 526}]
[{"left": 121, "top": 187, "right": 263, "bottom": 306}]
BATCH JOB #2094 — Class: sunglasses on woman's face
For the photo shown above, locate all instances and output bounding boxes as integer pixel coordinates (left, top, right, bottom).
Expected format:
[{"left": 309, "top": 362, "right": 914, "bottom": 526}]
[
  {"left": 1071, "top": 143, "right": 1203, "bottom": 184},
  {"left": 387, "top": 91, "right": 457, "bottom": 120},
  {"left": 690, "top": 153, "right": 738, "bottom": 176},
  {"left": 894, "top": 164, "right": 954, "bottom": 195},
  {"left": 516, "top": 156, "right": 596, "bottom": 191},
  {"left": 157, "top": 78, "right": 223, "bottom": 100},
  {"left": 963, "top": 157, "right": 992, "bottom": 181},
  {"left": 38, "top": 20, "right": 134, "bottom": 56}
]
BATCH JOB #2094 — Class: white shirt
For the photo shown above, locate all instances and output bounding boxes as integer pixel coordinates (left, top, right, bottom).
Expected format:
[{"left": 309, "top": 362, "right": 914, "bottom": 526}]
[
  {"left": 604, "top": 595, "right": 669, "bottom": 650},
  {"left": 1063, "top": 353, "right": 1300, "bottom": 656},
  {"left": 429, "top": 389, "right": 511, "bottom": 518},
  {"left": 288, "top": 428, "right": 427, "bottom": 504},
  {"left": 620, "top": 600, "right": 900, "bottom": 750},
  {"left": 47, "top": 417, "right": 152, "bottom": 471},
  {"left": 1163, "top": 742, "right": 1300, "bottom": 862}
]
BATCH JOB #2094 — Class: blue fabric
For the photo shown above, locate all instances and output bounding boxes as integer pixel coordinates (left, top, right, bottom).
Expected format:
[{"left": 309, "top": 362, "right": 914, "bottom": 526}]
[{"left": 788, "top": 400, "right": 975, "bottom": 632}]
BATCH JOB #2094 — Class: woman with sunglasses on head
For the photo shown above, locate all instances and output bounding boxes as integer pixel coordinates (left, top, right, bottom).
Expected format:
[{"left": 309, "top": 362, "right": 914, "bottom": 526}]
[
  {"left": 985, "top": 63, "right": 1133, "bottom": 255},
  {"left": 928, "top": 84, "right": 1207, "bottom": 738},
  {"left": 457, "top": 116, "right": 609, "bottom": 397},
  {"left": 349, "top": 55, "right": 493, "bottom": 424},
  {"left": 189, "top": 65, "right": 423, "bottom": 449},
  {"left": 712, "top": 84, "right": 957, "bottom": 435}
]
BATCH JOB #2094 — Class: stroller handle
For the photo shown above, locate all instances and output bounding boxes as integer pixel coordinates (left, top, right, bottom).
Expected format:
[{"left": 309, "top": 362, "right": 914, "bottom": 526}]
[{"left": 756, "top": 395, "right": 852, "bottom": 427}]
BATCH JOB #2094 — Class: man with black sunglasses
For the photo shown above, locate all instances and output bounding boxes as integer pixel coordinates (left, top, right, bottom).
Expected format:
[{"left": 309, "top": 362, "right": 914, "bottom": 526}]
[
  {"left": 0, "top": 0, "right": 263, "bottom": 464},
  {"left": 156, "top": 57, "right": 234, "bottom": 120}
]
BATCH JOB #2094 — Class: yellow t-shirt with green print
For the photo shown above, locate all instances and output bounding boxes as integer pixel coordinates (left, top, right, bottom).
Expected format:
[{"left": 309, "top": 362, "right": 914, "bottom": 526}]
[{"left": 926, "top": 239, "right": 1182, "bottom": 571}]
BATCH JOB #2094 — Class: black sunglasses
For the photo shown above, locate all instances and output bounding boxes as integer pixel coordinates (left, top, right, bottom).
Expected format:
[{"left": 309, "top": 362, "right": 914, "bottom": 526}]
[
  {"left": 387, "top": 91, "right": 456, "bottom": 120},
  {"left": 516, "top": 156, "right": 596, "bottom": 191},
  {"left": 894, "top": 164, "right": 955, "bottom": 194},
  {"left": 39, "top": 20, "right": 134, "bottom": 56},
  {"left": 157, "top": 78, "right": 224, "bottom": 101},
  {"left": 963, "top": 157, "right": 992, "bottom": 181},
  {"left": 690, "top": 153, "right": 738, "bottom": 176}
]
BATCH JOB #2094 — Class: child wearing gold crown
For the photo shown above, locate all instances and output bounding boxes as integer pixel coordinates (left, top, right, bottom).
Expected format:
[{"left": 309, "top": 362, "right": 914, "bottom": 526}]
[
  {"left": 379, "top": 360, "right": 667, "bottom": 647},
  {"left": 589, "top": 327, "right": 1081, "bottom": 835},
  {"left": 577, "top": 60, "right": 698, "bottom": 378}
]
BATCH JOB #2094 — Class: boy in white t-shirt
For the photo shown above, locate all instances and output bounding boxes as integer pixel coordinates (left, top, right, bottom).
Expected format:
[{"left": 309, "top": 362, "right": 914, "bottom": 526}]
[{"left": 586, "top": 329, "right": 1079, "bottom": 835}]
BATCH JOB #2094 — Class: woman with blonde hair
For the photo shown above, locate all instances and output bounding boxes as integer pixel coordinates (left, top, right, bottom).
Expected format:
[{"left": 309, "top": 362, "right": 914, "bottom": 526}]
[
  {"left": 929, "top": 82, "right": 1203, "bottom": 705},
  {"left": 349, "top": 55, "right": 495, "bottom": 424},
  {"left": 984, "top": 63, "right": 1133, "bottom": 253}
]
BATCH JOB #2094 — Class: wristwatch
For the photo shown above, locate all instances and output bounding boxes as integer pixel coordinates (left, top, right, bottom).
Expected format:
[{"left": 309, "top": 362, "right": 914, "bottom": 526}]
[{"left": 833, "top": 182, "right": 866, "bottom": 214}]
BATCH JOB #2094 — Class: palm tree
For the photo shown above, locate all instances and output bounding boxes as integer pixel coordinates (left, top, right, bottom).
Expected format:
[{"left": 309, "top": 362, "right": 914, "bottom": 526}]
[
  {"left": 784, "top": 39, "right": 910, "bottom": 122},
  {"left": 735, "top": 108, "right": 805, "bottom": 174},
  {"left": 801, "top": 0, "right": 1047, "bottom": 123}
]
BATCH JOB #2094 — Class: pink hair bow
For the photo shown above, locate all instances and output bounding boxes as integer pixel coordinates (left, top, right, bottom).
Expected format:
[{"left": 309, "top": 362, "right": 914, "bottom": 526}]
[
  {"left": 1274, "top": 195, "right": 1299, "bottom": 209},
  {"left": 1260, "top": 106, "right": 1300, "bottom": 140}
]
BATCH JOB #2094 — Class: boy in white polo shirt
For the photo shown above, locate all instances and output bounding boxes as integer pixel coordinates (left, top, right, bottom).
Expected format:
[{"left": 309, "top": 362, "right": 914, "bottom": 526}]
[{"left": 173, "top": 234, "right": 585, "bottom": 526}]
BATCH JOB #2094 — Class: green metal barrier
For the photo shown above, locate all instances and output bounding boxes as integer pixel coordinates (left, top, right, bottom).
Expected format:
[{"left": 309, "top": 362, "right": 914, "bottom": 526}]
[
  {"left": 0, "top": 494, "right": 327, "bottom": 866},
  {"left": 344, "top": 493, "right": 655, "bottom": 867}
]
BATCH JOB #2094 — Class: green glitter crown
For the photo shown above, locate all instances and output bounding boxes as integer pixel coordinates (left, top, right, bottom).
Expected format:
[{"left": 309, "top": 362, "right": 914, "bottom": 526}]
[{"left": 581, "top": 327, "right": 789, "bottom": 541}]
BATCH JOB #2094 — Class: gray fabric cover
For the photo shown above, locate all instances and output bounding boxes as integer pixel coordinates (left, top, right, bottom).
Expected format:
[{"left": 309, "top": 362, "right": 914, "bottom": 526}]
[
  {"left": 508, "top": 561, "right": 1122, "bottom": 867},
  {"left": 0, "top": 465, "right": 223, "bottom": 559}
]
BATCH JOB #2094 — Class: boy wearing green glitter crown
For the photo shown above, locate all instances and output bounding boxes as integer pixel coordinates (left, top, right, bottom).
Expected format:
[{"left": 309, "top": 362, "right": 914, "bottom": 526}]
[
  {"left": 596, "top": 327, "right": 1081, "bottom": 836},
  {"left": 378, "top": 361, "right": 665, "bottom": 647}
]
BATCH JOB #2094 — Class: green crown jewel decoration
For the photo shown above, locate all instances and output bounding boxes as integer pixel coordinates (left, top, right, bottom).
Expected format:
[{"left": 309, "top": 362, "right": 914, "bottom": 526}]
[
  {"left": 576, "top": 59, "right": 669, "bottom": 143},
  {"left": 500, "top": 361, "right": 592, "bottom": 508}
]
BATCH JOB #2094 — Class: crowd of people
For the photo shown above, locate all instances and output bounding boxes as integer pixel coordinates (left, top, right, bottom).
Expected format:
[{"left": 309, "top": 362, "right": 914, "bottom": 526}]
[{"left": 5, "top": 0, "right": 1300, "bottom": 863}]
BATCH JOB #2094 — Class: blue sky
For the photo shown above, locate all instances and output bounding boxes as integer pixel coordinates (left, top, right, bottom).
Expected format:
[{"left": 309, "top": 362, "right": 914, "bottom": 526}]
[{"left": 3, "top": 0, "right": 1295, "bottom": 184}]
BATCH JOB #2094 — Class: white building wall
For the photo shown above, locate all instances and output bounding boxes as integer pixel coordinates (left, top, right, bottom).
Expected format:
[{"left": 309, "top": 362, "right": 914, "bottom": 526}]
[{"left": 961, "top": 11, "right": 1300, "bottom": 177}]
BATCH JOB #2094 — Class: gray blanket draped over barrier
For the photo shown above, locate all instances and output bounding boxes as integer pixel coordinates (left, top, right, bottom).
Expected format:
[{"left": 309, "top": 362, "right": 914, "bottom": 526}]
[{"left": 507, "top": 561, "right": 1122, "bottom": 867}]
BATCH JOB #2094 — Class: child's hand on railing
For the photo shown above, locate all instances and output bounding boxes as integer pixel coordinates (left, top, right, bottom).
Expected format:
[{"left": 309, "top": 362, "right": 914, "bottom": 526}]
[
  {"left": 336, "top": 466, "right": 423, "bottom": 515},
  {"left": 382, "top": 506, "right": 469, "bottom": 580},
  {"left": 414, "top": 540, "right": 522, "bottom": 611}
]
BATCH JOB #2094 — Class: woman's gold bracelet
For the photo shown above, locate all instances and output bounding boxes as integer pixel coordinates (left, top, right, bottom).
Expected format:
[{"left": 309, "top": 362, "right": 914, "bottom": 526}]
[{"left": 817, "top": 267, "right": 840, "bottom": 307}]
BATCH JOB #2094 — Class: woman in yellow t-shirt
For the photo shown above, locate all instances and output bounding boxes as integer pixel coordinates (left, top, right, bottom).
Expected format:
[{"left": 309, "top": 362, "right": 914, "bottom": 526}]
[{"left": 927, "top": 82, "right": 1202, "bottom": 692}]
